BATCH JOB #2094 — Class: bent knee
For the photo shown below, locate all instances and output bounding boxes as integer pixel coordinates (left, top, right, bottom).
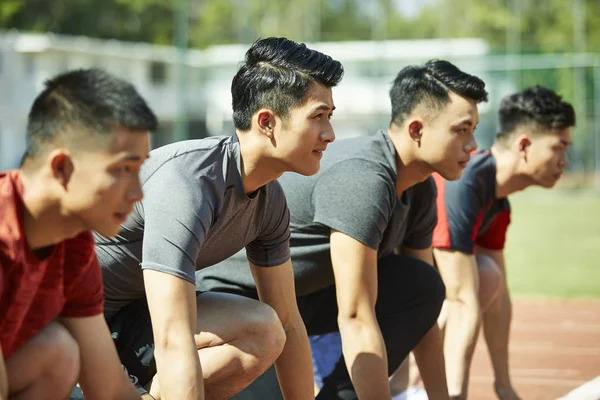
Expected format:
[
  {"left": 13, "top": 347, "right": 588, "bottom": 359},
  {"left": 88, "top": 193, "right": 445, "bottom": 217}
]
[
  {"left": 39, "top": 322, "right": 80, "bottom": 388},
  {"left": 413, "top": 263, "right": 446, "bottom": 321},
  {"left": 252, "top": 303, "right": 286, "bottom": 356},
  {"left": 423, "top": 265, "right": 446, "bottom": 311}
]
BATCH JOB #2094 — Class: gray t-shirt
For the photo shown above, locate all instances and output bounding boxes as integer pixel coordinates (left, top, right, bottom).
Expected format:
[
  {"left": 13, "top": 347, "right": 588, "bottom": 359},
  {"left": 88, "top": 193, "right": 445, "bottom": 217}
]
[
  {"left": 96, "top": 134, "right": 291, "bottom": 317},
  {"left": 196, "top": 130, "right": 437, "bottom": 297}
]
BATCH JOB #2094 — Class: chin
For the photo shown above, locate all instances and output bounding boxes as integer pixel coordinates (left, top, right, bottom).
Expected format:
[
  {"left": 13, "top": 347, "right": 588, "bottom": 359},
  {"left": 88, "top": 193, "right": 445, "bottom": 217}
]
[
  {"left": 295, "top": 163, "right": 320, "bottom": 177},
  {"left": 541, "top": 180, "right": 558, "bottom": 189},
  {"left": 93, "top": 224, "right": 121, "bottom": 238},
  {"left": 438, "top": 168, "right": 463, "bottom": 182}
]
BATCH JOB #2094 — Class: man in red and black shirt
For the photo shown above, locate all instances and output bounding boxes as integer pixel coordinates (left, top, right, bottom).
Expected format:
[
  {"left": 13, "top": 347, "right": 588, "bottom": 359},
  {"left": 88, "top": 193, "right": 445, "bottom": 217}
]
[
  {"left": 0, "top": 69, "right": 156, "bottom": 400},
  {"left": 432, "top": 86, "right": 575, "bottom": 400}
]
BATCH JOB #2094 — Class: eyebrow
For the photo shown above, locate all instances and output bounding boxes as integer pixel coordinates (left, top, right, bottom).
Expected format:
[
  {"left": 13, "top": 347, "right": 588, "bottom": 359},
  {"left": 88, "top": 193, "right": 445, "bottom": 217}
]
[
  {"left": 312, "top": 104, "right": 335, "bottom": 113},
  {"left": 115, "top": 154, "right": 149, "bottom": 163},
  {"left": 452, "top": 119, "right": 476, "bottom": 127},
  {"left": 560, "top": 139, "right": 572, "bottom": 146}
]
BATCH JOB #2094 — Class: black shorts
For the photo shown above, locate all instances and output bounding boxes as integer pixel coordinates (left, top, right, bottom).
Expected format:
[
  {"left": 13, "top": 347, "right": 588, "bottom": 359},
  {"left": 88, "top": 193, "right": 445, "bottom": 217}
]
[
  {"left": 107, "top": 296, "right": 156, "bottom": 391},
  {"left": 108, "top": 291, "right": 206, "bottom": 390}
]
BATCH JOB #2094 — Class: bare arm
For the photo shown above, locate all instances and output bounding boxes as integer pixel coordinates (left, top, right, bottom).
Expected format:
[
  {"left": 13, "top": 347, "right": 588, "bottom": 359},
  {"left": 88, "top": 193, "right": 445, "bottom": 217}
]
[
  {"left": 59, "top": 315, "right": 140, "bottom": 400},
  {"left": 330, "top": 230, "right": 391, "bottom": 399},
  {"left": 400, "top": 246, "right": 448, "bottom": 400},
  {"left": 144, "top": 270, "right": 202, "bottom": 400},
  {"left": 0, "top": 348, "right": 7, "bottom": 400},
  {"left": 250, "top": 260, "right": 313, "bottom": 399},
  {"left": 476, "top": 248, "right": 519, "bottom": 400},
  {"left": 434, "top": 248, "right": 481, "bottom": 399}
]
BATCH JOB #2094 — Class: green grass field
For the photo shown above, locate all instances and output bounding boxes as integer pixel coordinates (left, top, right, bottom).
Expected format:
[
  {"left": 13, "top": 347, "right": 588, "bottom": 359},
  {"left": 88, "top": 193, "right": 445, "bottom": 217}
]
[{"left": 505, "top": 187, "right": 600, "bottom": 299}]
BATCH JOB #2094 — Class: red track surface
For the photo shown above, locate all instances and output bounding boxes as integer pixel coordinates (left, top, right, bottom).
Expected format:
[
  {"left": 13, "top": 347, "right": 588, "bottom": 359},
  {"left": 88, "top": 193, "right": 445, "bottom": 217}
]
[{"left": 468, "top": 298, "right": 600, "bottom": 400}]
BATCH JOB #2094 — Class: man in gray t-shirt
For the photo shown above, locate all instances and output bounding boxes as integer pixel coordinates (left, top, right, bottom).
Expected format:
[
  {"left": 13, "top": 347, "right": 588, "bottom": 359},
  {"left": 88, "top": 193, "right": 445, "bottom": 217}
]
[
  {"left": 96, "top": 37, "right": 343, "bottom": 400},
  {"left": 199, "top": 130, "right": 438, "bottom": 296},
  {"left": 98, "top": 134, "right": 291, "bottom": 319},
  {"left": 197, "top": 60, "right": 489, "bottom": 400}
]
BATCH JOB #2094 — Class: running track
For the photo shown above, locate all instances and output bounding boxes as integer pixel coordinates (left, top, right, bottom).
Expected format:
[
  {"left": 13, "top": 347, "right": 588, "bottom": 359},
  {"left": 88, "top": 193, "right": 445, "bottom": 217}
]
[{"left": 468, "top": 298, "right": 600, "bottom": 400}]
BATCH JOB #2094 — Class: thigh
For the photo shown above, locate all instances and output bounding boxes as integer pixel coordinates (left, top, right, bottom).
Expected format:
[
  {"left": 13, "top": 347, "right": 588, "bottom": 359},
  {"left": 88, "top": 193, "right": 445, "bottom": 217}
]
[
  {"left": 373, "top": 254, "right": 446, "bottom": 370},
  {"left": 475, "top": 252, "right": 504, "bottom": 310},
  {"left": 6, "top": 321, "right": 77, "bottom": 393},
  {"left": 194, "top": 291, "right": 280, "bottom": 348},
  {"left": 375, "top": 253, "right": 445, "bottom": 316},
  {"left": 476, "top": 252, "right": 503, "bottom": 284}
]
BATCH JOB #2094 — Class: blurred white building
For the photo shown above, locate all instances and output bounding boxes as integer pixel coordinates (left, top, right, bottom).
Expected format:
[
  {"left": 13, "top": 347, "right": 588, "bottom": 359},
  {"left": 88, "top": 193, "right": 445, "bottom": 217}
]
[{"left": 0, "top": 31, "right": 497, "bottom": 170}]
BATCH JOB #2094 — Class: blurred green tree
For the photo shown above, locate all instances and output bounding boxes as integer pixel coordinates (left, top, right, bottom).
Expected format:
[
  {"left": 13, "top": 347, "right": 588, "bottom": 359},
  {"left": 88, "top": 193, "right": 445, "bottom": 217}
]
[{"left": 2, "top": 0, "right": 599, "bottom": 53}]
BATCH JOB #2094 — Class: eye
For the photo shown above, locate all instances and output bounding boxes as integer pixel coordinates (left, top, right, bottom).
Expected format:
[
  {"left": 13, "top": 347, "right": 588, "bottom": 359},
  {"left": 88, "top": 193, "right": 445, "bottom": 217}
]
[
  {"left": 113, "top": 164, "right": 133, "bottom": 175},
  {"left": 328, "top": 113, "right": 333, "bottom": 120}
]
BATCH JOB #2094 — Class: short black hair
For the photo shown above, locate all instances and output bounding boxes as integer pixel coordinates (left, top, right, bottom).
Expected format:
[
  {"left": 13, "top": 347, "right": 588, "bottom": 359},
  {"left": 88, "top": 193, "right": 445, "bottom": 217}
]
[
  {"left": 389, "top": 59, "right": 488, "bottom": 126},
  {"left": 231, "top": 37, "right": 344, "bottom": 131},
  {"left": 25, "top": 68, "right": 157, "bottom": 159},
  {"left": 496, "top": 85, "right": 575, "bottom": 142}
]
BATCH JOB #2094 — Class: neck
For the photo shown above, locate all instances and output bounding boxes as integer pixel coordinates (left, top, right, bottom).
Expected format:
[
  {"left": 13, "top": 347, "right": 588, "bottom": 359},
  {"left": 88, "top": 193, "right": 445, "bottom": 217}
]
[
  {"left": 236, "top": 131, "right": 285, "bottom": 194},
  {"left": 491, "top": 145, "right": 531, "bottom": 198},
  {"left": 387, "top": 128, "right": 432, "bottom": 196},
  {"left": 20, "top": 171, "right": 83, "bottom": 250}
]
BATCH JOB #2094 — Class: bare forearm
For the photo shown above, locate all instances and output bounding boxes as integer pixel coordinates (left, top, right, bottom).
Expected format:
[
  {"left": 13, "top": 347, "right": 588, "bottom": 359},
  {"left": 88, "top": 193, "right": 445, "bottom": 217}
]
[
  {"left": 112, "top": 376, "right": 142, "bottom": 400},
  {"left": 339, "top": 318, "right": 391, "bottom": 400},
  {"left": 274, "top": 316, "right": 314, "bottom": 399},
  {"left": 413, "top": 323, "right": 449, "bottom": 400},
  {"left": 0, "top": 355, "right": 7, "bottom": 400},
  {"left": 482, "top": 289, "right": 512, "bottom": 387},
  {"left": 154, "top": 342, "right": 203, "bottom": 400},
  {"left": 81, "top": 373, "right": 140, "bottom": 400},
  {"left": 444, "top": 299, "right": 481, "bottom": 397}
]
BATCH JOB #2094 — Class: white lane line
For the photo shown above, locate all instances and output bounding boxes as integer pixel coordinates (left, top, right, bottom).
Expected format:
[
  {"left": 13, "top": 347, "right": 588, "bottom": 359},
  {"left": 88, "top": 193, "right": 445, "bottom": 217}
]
[
  {"left": 510, "top": 368, "right": 581, "bottom": 378},
  {"left": 512, "top": 323, "right": 600, "bottom": 333},
  {"left": 508, "top": 343, "right": 600, "bottom": 355},
  {"left": 471, "top": 375, "right": 586, "bottom": 387},
  {"left": 556, "top": 376, "right": 600, "bottom": 400}
]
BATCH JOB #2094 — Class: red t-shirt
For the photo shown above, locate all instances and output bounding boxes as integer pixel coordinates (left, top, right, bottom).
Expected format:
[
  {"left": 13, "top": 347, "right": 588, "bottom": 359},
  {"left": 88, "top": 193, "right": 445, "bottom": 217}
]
[
  {"left": 432, "top": 152, "right": 511, "bottom": 254},
  {"left": 0, "top": 170, "right": 104, "bottom": 358}
]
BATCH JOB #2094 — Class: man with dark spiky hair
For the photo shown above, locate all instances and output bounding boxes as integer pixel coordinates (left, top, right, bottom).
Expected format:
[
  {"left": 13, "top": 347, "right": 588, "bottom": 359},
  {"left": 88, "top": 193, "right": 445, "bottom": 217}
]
[
  {"left": 0, "top": 68, "right": 157, "bottom": 400},
  {"left": 97, "top": 37, "right": 344, "bottom": 399},
  {"left": 431, "top": 86, "right": 575, "bottom": 400},
  {"left": 197, "top": 59, "right": 489, "bottom": 400}
]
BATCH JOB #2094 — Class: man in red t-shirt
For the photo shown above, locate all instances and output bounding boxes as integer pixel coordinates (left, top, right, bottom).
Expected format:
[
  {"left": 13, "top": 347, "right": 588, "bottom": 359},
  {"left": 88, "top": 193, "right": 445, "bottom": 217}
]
[
  {"left": 432, "top": 86, "right": 575, "bottom": 399},
  {"left": 0, "top": 68, "right": 157, "bottom": 400}
]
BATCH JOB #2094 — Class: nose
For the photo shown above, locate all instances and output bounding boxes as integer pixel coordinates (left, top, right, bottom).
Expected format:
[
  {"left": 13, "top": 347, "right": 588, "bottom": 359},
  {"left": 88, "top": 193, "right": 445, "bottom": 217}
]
[
  {"left": 321, "top": 123, "right": 335, "bottom": 144},
  {"left": 465, "top": 133, "right": 478, "bottom": 153},
  {"left": 559, "top": 152, "right": 569, "bottom": 168},
  {"left": 127, "top": 176, "right": 144, "bottom": 203}
]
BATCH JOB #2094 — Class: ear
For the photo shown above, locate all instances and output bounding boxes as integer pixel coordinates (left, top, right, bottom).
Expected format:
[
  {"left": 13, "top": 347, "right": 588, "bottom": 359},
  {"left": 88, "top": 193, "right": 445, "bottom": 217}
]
[
  {"left": 408, "top": 120, "right": 423, "bottom": 144},
  {"left": 255, "top": 109, "right": 276, "bottom": 139},
  {"left": 48, "top": 149, "right": 74, "bottom": 189},
  {"left": 516, "top": 134, "right": 531, "bottom": 158}
]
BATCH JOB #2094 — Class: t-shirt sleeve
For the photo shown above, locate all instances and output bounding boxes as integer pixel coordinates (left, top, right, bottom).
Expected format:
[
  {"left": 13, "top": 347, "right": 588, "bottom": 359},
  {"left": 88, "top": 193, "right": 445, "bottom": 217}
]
[
  {"left": 312, "top": 160, "right": 395, "bottom": 250},
  {"left": 475, "top": 208, "right": 511, "bottom": 250},
  {"left": 140, "top": 167, "right": 218, "bottom": 285},
  {"left": 403, "top": 177, "right": 438, "bottom": 249},
  {"left": 245, "top": 182, "right": 291, "bottom": 267},
  {"left": 432, "top": 171, "right": 488, "bottom": 254},
  {"left": 61, "top": 232, "right": 104, "bottom": 318}
]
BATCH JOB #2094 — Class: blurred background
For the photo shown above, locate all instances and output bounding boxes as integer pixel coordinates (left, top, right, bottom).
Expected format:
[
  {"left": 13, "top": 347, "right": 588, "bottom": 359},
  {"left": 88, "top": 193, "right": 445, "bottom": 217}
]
[{"left": 0, "top": 0, "right": 598, "bottom": 297}]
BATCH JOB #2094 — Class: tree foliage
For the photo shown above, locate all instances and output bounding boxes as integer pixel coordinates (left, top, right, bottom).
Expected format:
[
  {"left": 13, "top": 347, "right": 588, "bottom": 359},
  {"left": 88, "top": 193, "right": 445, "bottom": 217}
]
[{"left": 2, "top": 0, "right": 598, "bottom": 53}]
